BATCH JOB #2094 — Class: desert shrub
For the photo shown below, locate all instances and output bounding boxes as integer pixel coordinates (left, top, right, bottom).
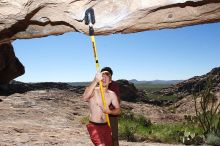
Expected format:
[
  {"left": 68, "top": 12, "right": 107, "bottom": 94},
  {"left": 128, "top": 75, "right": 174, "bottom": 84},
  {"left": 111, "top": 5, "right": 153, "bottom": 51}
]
[
  {"left": 120, "top": 110, "right": 151, "bottom": 127},
  {"left": 119, "top": 110, "right": 151, "bottom": 142},
  {"left": 144, "top": 123, "right": 203, "bottom": 144},
  {"left": 120, "top": 110, "right": 135, "bottom": 120},
  {"left": 119, "top": 122, "right": 138, "bottom": 142},
  {"left": 180, "top": 131, "right": 204, "bottom": 145},
  {"left": 193, "top": 77, "right": 220, "bottom": 137},
  {"left": 136, "top": 114, "right": 152, "bottom": 127},
  {"left": 119, "top": 110, "right": 203, "bottom": 144},
  {"left": 80, "top": 116, "right": 89, "bottom": 124},
  {"left": 206, "top": 132, "right": 220, "bottom": 145}
]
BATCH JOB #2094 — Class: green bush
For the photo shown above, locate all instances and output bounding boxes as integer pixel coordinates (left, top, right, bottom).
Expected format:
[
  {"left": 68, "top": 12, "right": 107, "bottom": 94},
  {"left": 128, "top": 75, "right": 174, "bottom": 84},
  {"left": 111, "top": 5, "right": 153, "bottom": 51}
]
[
  {"left": 120, "top": 110, "right": 135, "bottom": 120},
  {"left": 181, "top": 131, "right": 204, "bottom": 145},
  {"left": 119, "top": 122, "right": 138, "bottom": 142},
  {"left": 80, "top": 116, "right": 89, "bottom": 124},
  {"left": 119, "top": 110, "right": 203, "bottom": 144},
  {"left": 206, "top": 133, "right": 220, "bottom": 146},
  {"left": 119, "top": 110, "right": 151, "bottom": 142},
  {"left": 136, "top": 114, "right": 152, "bottom": 127},
  {"left": 193, "top": 77, "right": 220, "bottom": 137}
]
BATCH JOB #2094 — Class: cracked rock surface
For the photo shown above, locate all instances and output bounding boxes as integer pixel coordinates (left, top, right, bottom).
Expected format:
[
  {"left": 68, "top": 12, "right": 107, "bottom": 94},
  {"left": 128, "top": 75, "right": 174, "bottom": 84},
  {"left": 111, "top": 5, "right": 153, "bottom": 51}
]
[{"left": 0, "top": 0, "right": 220, "bottom": 43}]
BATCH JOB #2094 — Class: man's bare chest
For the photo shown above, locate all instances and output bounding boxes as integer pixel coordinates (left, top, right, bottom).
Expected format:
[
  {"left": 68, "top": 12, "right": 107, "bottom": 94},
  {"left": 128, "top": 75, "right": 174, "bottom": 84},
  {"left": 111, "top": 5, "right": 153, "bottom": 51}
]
[{"left": 95, "top": 92, "right": 111, "bottom": 107}]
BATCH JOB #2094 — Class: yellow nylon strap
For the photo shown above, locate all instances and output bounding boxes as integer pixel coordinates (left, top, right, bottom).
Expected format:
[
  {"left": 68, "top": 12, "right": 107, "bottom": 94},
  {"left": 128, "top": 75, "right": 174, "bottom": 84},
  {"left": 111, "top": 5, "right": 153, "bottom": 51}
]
[{"left": 90, "top": 35, "right": 110, "bottom": 127}]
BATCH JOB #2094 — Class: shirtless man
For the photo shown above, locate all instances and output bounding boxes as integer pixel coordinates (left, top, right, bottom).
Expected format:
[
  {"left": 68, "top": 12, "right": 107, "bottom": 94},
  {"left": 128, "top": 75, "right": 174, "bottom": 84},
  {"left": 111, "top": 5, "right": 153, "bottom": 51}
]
[{"left": 82, "top": 71, "right": 121, "bottom": 146}]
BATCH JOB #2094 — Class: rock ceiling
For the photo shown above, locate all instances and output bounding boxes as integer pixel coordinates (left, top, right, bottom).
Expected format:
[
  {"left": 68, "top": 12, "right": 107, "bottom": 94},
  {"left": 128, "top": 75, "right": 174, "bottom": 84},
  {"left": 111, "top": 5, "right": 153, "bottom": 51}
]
[{"left": 0, "top": 0, "right": 220, "bottom": 43}]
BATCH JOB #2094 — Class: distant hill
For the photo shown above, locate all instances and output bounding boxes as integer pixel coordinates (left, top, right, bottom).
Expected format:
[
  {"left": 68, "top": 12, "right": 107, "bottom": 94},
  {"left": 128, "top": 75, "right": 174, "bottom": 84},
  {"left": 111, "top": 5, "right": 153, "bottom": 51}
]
[
  {"left": 129, "top": 79, "right": 182, "bottom": 85},
  {"left": 67, "top": 82, "right": 89, "bottom": 86},
  {"left": 67, "top": 80, "right": 182, "bottom": 87}
]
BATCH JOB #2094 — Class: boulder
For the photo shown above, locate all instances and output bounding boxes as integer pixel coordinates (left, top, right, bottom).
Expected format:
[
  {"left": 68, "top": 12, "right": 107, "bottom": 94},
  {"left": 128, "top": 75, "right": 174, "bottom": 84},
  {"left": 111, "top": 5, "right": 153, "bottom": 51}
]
[
  {"left": 0, "top": 43, "right": 25, "bottom": 88},
  {"left": 116, "top": 79, "right": 138, "bottom": 102}
]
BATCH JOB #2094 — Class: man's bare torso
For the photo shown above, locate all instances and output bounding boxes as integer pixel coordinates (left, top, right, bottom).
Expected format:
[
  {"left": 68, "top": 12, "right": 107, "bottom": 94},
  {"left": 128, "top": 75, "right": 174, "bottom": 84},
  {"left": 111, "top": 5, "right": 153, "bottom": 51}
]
[{"left": 88, "top": 87, "right": 113, "bottom": 123}]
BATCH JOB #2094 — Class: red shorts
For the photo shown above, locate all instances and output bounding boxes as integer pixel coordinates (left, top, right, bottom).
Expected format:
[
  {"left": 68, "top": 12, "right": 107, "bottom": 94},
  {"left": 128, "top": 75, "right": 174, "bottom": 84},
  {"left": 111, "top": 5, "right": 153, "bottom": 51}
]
[{"left": 86, "top": 121, "right": 112, "bottom": 146}]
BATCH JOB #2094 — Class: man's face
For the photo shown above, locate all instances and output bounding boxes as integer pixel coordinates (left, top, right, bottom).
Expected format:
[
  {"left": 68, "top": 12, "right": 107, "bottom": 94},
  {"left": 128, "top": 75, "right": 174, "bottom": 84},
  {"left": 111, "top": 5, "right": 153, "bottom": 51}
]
[{"left": 102, "top": 72, "right": 112, "bottom": 87}]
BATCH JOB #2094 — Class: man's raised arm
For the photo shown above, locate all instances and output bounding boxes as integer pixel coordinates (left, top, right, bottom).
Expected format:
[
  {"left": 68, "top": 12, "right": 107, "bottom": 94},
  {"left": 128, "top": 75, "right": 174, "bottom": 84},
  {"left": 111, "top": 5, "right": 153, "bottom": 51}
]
[{"left": 82, "top": 72, "right": 102, "bottom": 101}]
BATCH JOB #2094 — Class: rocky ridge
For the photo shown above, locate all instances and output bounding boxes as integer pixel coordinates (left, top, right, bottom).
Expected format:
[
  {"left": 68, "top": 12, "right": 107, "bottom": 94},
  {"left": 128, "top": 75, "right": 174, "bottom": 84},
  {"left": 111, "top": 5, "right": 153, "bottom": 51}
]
[{"left": 159, "top": 67, "right": 220, "bottom": 97}]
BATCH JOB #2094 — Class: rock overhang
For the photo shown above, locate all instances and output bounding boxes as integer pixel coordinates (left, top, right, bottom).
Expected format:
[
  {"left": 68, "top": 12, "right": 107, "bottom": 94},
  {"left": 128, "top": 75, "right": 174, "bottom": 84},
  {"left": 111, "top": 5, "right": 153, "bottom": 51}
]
[{"left": 0, "top": 0, "right": 220, "bottom": 43}]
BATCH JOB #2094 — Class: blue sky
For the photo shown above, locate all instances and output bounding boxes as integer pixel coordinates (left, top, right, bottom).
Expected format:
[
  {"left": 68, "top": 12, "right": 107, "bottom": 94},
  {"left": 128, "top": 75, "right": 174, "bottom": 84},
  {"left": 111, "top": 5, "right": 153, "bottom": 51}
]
[{"left": 13, "top": 23, "right": 220, "bottom": 82}]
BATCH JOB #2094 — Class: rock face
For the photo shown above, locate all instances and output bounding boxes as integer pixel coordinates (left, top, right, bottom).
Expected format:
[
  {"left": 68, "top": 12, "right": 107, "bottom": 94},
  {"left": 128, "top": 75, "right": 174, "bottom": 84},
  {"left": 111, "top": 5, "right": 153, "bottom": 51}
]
[
  {"left": 1, "top": 0, "right": 220, "bottom": 43},
  {"left": 117, "top": 79, "right": 138, "bottom": 102},
  {"left": 3, "top": 80, "right": 139, "bottom": 101},
  {"left": 2, "top": 81, "right": 85, "bottom": 96},
  {"left": 159, "top": 67, "right": 220, "bottom": 97},
  {"left": 0, "top": 43, "right": 24, "bottom": 86}
]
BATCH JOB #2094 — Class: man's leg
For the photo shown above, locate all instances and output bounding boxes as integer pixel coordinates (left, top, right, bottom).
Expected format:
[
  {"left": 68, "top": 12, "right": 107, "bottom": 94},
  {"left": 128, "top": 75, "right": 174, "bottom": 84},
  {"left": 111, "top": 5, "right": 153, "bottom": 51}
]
[
  {"left": 102, "top": 124, "right": 112, "bottom": 146},
  {"left": 110, "top": 116, "right": 119, "bottom": 146},
  {"left": 87, "top": 122, "right": 112, "bottom": 146},
  {"left": 87, "top": 123, "right": 103, "bottom": 146}
]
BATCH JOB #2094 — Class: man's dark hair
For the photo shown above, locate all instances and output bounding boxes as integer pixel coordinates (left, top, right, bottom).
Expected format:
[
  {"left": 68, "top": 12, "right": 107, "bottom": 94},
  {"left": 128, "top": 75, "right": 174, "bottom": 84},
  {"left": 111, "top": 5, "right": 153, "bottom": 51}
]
[{"left": 101, "top": 67, "right": 113, "bottom": 76}]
